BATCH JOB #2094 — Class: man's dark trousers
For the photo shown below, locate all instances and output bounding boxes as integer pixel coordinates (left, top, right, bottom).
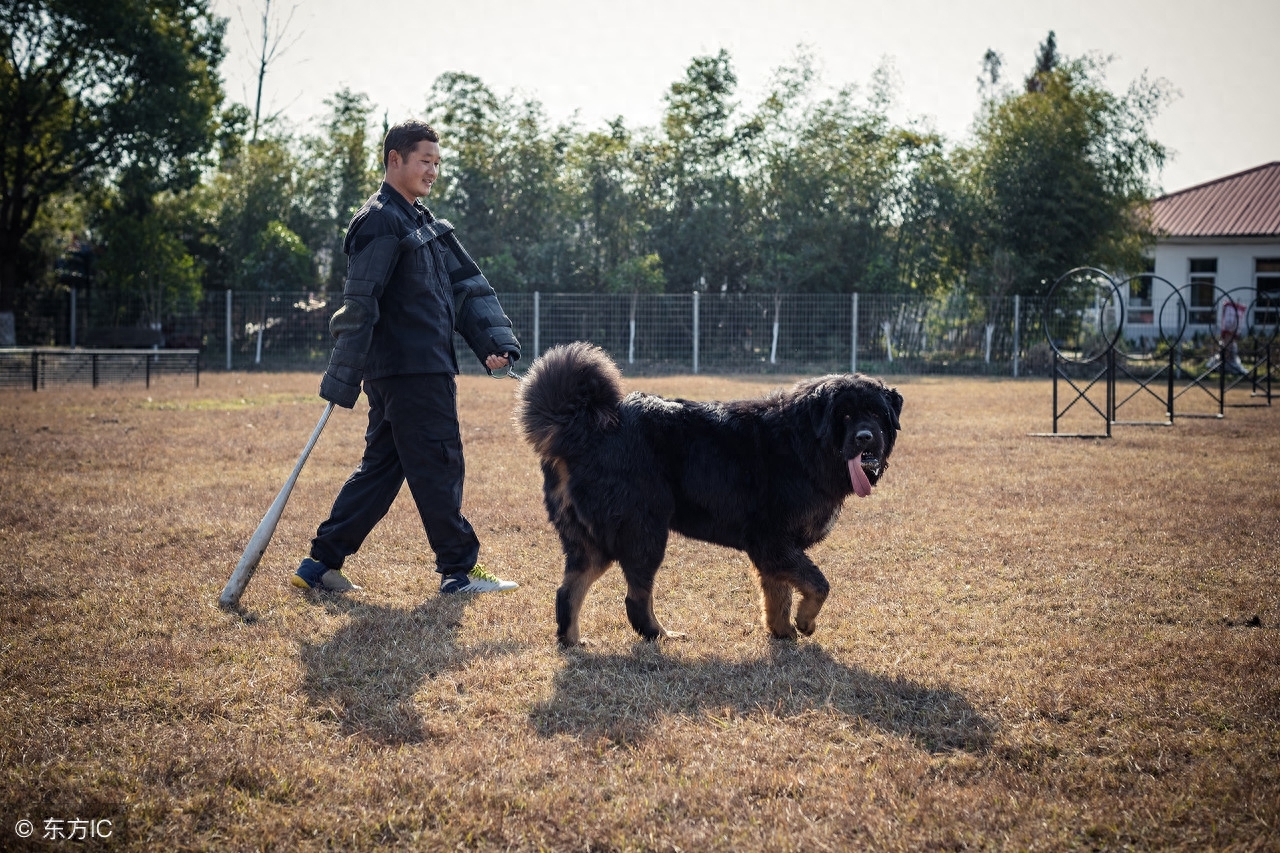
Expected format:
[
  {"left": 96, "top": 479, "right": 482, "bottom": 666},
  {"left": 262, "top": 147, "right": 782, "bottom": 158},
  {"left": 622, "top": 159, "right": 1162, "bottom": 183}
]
[{"left": 309, "top": 373, "right": 479, "bottom": 575}]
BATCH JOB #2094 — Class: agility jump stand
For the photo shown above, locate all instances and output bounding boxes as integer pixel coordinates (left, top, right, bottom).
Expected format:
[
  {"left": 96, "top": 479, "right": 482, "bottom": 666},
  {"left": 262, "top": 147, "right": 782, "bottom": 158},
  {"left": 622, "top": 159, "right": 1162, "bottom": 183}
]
[
  {"left": 1111, "top": 346, "right": 1176, "bottom": 427},
  {"left": 1034, "top": 345, "right": 1116, "bottom": 438},
  {"left": 1170, "top": 342, "right": 1269, "bottom": 418},
  {"left": 1171, "top": 341, "right": 1231, "bottom": 419},
  {"left": 1244, "top": 341, "right": 1275, "bottom": 405},
  {"left": 1033, "top": 267, "right": 1123, "bottom": 438}
]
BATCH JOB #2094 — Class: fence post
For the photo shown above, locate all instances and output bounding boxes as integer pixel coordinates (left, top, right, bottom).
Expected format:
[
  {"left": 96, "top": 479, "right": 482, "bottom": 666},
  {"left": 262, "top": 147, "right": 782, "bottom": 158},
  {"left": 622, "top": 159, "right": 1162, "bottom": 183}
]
[
  {"left": 70, "top": 288, "right": 77, "bottom": 348},
  {"left": 692, "top": 290, "right": 700, "bottom": 375},
  {"left": 769, "top": 292, "right": 781, "bottom": 365},
  {"left": 1012, "top": 294, "right": 1021, "bottom": 378},
  {"left": 533, "top": 291, "right": 540, "bottom": 358},
  {"left": 851, "top": 292, "right": 859, "bottom": 374},
  {"left": 225, "top": 289, "right": 233, "bottom": 371},
  {"left": 628, "top": 292, "right": 638, "bottom": 364}
]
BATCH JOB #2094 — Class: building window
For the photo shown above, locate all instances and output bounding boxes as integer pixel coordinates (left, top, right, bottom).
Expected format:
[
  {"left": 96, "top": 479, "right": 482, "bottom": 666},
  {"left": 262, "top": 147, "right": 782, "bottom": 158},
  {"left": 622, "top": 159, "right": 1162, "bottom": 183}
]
[
  {"left": 1257, "top": 258, "right": 1280, "bottom": 327},
  {"left": 1189, "top": 258, "right": 1217, "bottom": 324},
  {"left": 1128, "top": 258, "right": 1154, "bottom": 324}
]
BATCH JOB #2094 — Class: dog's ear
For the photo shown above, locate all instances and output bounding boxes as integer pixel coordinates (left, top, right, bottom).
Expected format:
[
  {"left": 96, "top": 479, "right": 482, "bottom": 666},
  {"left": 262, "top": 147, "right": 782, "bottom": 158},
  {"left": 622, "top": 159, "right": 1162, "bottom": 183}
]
[
  {"left": 886, "top": 386, "right": 903, "bottom": 431},
  {"left": 807, "top": 383, "right": 840, "bottom": 446}
]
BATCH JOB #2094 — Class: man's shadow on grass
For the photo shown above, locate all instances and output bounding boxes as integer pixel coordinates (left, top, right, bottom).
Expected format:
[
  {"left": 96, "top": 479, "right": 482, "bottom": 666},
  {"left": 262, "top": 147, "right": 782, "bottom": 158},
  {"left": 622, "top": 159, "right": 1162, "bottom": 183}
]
[
  {"left": 298, "top": 595, "right": 517, "bottom": 745},
  {"left": 530, "top": 643, "right": 992, "bottom": 754}
]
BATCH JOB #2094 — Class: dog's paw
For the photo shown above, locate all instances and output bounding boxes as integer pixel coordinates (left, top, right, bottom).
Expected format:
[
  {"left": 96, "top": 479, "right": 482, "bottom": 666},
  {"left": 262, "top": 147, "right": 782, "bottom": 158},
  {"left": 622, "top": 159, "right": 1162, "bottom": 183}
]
[
  {"left": 660, "top": 630, "right": 686, "bottom": 641},
  {"left": 768, "top": 626, "right": 800, "bottom": 641}
]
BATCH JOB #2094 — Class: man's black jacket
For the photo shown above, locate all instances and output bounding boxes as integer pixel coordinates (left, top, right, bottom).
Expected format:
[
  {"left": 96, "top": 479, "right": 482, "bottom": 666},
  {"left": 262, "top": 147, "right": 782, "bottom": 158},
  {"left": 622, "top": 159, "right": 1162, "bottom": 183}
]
[{"left": 319, "top": 182, "right": 520, "bottom": 408}]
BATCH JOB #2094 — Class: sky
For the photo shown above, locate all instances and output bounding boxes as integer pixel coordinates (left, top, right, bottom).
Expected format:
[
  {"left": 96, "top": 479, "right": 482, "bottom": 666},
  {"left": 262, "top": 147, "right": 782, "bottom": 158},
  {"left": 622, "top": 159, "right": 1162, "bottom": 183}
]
[{"left": 209, "top": 0, "right": 1278, "bottom": 196}]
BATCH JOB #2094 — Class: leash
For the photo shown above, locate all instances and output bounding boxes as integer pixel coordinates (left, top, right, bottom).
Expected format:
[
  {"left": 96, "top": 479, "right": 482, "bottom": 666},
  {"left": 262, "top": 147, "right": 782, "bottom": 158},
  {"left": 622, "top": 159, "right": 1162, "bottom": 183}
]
[{"left": 487, "top": 355, "right": 524, "bottom": 382}]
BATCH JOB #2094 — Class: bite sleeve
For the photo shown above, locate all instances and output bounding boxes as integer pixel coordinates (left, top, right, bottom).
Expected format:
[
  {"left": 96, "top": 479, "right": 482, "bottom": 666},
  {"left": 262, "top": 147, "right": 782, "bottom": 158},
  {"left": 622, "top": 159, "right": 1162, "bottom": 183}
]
[
  {"left": 438, "top": 232, "right": 521, "bottom": 367},
  {"left": 318, "top": 233, "right": 398, "bottom": 407}
]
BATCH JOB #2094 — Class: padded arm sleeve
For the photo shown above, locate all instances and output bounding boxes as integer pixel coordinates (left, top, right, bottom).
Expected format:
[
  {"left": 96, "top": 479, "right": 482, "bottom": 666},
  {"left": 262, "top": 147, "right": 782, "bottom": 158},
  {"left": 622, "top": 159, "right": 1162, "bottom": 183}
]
[
  {"left": 438, "top": 232, "right": 521, "bottom": 367},
  {"left": 319, "top": 233, "right": 399, "bottom": 408},
  {"left": 452, "top": 274, "right": 521, "bottom": 367}
]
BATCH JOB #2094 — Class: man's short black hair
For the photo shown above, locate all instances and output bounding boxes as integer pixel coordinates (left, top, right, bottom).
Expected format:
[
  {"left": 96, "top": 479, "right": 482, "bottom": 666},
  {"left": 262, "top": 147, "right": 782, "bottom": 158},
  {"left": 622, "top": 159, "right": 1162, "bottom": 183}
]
[{"left": 383, "top": 120, "right": 440, "bottom": 168}]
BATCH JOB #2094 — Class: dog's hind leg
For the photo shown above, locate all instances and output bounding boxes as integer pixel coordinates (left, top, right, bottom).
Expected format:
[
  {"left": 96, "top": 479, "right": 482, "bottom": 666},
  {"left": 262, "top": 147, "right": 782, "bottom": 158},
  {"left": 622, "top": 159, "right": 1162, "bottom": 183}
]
[
  {"left": 619, "top": 532, "right": 680, "bottom": 641},
  {"left": 556, "top": 541, "right": 610, "bottom": 647},
  {"left": 749, "top": 546, "right": 829, "bottom": 639}
]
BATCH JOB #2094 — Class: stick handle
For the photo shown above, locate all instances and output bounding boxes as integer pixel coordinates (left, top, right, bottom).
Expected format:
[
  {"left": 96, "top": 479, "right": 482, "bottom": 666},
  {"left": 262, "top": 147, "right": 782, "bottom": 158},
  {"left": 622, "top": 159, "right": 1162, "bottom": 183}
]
[{"left": 218, "top": 402, "right": 335, "bottom": 609}]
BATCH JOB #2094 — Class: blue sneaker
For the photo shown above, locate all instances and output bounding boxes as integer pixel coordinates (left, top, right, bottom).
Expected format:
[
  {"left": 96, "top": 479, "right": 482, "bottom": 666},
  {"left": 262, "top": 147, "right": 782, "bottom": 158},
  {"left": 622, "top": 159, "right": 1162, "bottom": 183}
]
[
  {"left": 439, "top": 564, "right": 518, "bottom": 594},
  {"left": 291, "top": 557, "right": 362, "bottom": 592}
]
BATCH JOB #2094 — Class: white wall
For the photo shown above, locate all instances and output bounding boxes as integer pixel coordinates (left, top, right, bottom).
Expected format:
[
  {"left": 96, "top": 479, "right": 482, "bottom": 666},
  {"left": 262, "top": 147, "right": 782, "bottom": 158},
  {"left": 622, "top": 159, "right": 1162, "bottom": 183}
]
[{"left": 1122, "top": 238, "right": 1280, "bottom": 343}]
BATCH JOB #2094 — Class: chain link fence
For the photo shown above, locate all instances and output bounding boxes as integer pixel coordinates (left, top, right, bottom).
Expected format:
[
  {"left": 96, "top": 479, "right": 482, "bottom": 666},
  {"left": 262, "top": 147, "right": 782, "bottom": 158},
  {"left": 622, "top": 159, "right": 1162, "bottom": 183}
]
[{"left": 8, "top": 289, "right": 1051, "bottom": 380}]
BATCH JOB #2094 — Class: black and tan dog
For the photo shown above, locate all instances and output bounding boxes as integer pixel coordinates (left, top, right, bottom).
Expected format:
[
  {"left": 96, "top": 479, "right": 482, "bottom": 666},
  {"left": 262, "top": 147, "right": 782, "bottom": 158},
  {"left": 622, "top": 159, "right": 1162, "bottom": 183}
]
[{"left": 516, "top": 342, "right": 902, "bottom": 645}]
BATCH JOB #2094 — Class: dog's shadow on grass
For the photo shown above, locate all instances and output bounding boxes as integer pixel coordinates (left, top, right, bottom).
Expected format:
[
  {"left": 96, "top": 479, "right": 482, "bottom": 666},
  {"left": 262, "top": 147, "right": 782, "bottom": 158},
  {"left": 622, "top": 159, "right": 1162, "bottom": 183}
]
[
  {"left": 297, "top": 596, "right": 515, "bottom": 745},
  {"left": 530, "top": 643, "right": 992, "bottom": 754}
]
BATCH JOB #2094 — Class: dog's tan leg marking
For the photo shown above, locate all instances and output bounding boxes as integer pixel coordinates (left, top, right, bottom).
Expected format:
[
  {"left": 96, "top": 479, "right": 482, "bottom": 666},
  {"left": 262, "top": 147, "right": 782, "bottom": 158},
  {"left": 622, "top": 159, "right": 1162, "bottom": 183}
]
[
  {"left": 793, "top": 584, "right": 827, "bottom": 636},
  {"left": 755, "top": 568, "right": 797, "bottom": 640},
  {"left": 789, "top": 557, "right": 829, "bottom": 636},
  {"left": 557, "top": 560, "right": 608, "bottom": 647},
  {"left": 547, "top": 458, "right": 573, "bottom": 521}
]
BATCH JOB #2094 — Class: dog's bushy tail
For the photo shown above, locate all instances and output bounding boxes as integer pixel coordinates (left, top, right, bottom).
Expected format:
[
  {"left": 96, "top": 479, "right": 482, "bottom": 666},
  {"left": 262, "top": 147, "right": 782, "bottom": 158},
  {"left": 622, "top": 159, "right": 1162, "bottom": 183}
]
[{"left": 516, "top": 342, "right": 624, "bottom": 457}]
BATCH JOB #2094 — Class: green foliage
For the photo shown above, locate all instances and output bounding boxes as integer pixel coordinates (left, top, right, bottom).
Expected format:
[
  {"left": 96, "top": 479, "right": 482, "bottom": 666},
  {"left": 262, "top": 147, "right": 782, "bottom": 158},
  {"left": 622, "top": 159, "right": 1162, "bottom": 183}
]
[
  {"left": 95, "top": 190, "right": 204, "bottom": 324},
  {"left": 297, "top": 88, "right": 380, "bottom": 289},
  {"left": 0, "top": 0, "right": 225, "bottom": 312},
  {"left": 7, "top": 29, "right": 1172, "bottom": 339},
  {"left": 203, "top": 136, "right": 296, "bottom": 287},
  {"left": 241, "top": 220, "right": 311, "bottom": 290},
  {"left": 426, "top": 73, "right": 572, "bottom": 291},
  {"left": 964, "top": 41, "right": 1170, "bottom": 298},
  {"left": 604, "top": 254, "right": 666, "bottom": 294}
]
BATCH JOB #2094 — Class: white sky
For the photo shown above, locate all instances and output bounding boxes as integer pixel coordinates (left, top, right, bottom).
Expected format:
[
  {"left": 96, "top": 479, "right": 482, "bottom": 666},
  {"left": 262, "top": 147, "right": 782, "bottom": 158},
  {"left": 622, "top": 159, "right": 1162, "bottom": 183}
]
[{"left": 211, "top": 0, "right": 1278, "bottom": 195}]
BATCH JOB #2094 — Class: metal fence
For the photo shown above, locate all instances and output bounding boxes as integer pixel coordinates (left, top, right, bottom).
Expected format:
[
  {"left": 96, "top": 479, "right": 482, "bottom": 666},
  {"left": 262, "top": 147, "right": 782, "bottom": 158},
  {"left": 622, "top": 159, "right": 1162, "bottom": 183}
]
[
  {"left": 0, "top": 348, "right": 200, "bottom": 390},
  {"left": 17, "top": 289, "right": 1051, "bottom": 380}
]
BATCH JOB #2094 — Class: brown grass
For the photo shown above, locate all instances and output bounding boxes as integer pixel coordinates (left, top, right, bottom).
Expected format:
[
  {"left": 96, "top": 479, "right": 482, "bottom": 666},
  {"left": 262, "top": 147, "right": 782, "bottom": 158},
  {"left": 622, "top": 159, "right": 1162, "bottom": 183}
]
[{"left": 1, "top": 369, "right": 1277, "bottom": 851}]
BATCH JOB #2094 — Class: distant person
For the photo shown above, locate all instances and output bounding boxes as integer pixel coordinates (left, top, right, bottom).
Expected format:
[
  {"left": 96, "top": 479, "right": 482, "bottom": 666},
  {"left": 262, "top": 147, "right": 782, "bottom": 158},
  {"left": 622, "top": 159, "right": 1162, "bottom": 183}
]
[{"left": 293, "top": 120, "right": 521, "bottom": 596}]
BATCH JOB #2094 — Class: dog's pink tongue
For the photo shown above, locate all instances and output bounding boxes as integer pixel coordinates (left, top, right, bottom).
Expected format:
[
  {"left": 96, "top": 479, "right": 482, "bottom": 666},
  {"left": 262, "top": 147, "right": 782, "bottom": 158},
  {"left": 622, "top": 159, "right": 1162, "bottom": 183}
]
[{"left": 849, "top": 455, "right": 873, "bottom": 498}]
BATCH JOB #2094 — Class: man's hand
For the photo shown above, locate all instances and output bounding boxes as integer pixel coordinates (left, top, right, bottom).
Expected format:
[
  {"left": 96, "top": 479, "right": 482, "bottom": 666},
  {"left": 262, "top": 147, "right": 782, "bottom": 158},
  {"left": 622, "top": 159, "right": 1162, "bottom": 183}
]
[{"left": 484, "top": 353, "right": 511, "bottom": 371}]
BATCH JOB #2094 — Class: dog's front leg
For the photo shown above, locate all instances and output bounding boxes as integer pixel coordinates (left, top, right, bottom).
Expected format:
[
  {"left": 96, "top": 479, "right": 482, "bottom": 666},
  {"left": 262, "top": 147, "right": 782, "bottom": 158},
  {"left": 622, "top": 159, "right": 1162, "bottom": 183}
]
[
  {"left": 751, "top": 547, "right": 829, "bottom": 639},
  {"left": 791, "top": 556, "right": 830, "bottom": 636},
  {"left": 756, "top": 571, "right": 797, "bottom": 639}
]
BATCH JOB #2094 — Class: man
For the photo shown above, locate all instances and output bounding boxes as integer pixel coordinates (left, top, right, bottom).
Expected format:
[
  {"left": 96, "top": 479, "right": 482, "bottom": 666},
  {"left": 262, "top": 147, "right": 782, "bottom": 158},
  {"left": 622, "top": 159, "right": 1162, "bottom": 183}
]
[{"left": 292, "top": 120, "right": 521, "bottom": 596}]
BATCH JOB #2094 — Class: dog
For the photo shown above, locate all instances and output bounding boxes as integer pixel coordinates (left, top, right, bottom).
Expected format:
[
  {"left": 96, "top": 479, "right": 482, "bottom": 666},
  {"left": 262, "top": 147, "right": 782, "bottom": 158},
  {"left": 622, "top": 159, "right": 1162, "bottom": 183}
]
[{"left": 515, "top": 342, "right": 902, "bottom": 645}]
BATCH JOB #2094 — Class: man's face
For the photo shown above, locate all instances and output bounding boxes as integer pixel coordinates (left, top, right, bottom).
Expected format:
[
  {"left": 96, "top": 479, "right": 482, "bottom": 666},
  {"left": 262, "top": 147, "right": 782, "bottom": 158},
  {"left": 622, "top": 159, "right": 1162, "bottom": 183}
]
[{"left": 386, "top": 139, "right": 441, "bottom": 202}]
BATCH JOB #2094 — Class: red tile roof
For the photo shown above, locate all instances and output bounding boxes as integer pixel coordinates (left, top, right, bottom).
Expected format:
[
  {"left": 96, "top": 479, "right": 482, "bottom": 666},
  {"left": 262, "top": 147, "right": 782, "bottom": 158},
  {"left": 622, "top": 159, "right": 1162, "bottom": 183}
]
[{"left": 1150, "top": 162, "right": 1280, "bottom": 238}]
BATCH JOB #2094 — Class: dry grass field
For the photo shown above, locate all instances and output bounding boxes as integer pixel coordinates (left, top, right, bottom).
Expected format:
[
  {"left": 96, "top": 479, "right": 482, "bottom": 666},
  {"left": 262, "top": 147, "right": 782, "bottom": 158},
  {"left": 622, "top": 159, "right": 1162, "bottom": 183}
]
[{"left": 1, "top": 367, "right": 1277, "bottom": 851}]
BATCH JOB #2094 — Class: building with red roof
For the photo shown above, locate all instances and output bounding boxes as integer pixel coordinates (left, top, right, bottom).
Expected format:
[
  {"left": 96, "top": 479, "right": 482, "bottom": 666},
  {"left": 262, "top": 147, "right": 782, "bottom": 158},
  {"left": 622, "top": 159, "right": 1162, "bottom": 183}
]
[{"left": 1125, "top": 162, "right": 1280, "bottom": 340}]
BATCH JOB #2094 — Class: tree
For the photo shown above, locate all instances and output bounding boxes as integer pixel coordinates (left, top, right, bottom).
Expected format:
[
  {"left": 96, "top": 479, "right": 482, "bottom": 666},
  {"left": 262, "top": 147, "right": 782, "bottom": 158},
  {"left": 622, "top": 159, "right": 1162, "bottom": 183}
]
[
  {"left": 296, "top": 88, "right": 378, "bottom": 289},
  {"left": 1024, "top": 31, "right": 1059, "bottom": 93},
  {"left": 746, "top": 55, "right": 953, "bottom": 295},
  {"left": 562, "top": 119, "right": 661, "bottom": 293},
  {"left": 93, "top": 188, "right": 204, "bottom": 329},
  {"left": 426, "top": 72, "right": 571, "bottom": 291},
  {"left": 242, "top": 0, "right": 301, "bottom": 142},
  {"left": 966, "top": 37, "right": 1170, "bottom": 298},
  {"left": 654, "top": 50, "right": 754, "bottom": 292},
  {"left": 0, "top": 0, "right": 225, "bottom": 318}
]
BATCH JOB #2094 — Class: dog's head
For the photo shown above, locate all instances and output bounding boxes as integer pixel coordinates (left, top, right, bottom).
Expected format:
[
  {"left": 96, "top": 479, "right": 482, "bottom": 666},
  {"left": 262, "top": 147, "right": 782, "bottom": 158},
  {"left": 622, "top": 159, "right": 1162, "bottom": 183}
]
[{"left": 802, "top": 374, "right": 902, "bottom": 497}]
